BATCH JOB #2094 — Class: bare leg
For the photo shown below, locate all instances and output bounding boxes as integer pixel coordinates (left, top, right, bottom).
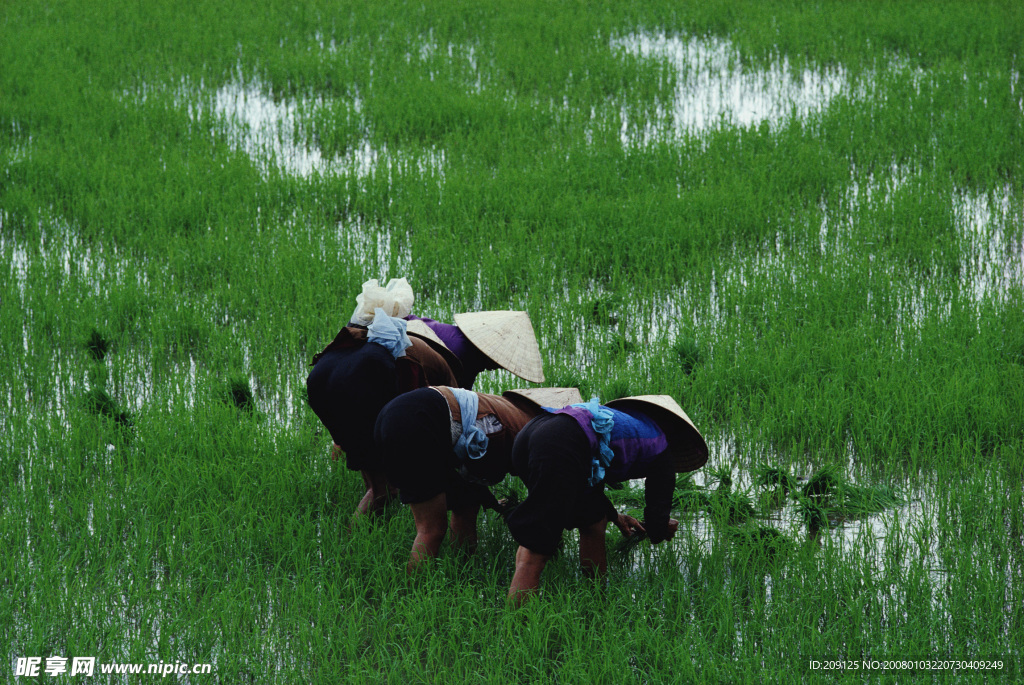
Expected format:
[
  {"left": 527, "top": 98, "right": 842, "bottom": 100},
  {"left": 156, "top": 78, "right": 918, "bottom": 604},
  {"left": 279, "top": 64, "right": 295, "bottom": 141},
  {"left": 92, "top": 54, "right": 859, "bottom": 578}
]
[
  {"left": 508, "top": 545, "right": 551, "bottom": 606},
  {"left": 578, "top": 517, "right": 608, "bottom": 580},
  {"left": 408, "top": 492, "right": 448, "bottom": 574},
  {"left": 449, "top": 504, "right": 480, "bottom": 553},
  {"left": 353, "top": 468, "right": 398, "bottom": 518}
]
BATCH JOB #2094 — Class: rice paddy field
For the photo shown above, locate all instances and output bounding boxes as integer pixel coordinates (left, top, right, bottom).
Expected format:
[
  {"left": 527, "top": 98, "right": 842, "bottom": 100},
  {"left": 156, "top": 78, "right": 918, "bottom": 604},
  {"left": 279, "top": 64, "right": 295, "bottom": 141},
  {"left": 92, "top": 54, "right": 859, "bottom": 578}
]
[{"left": 3, "top": 0, "right": 1023, "bottom": 681}]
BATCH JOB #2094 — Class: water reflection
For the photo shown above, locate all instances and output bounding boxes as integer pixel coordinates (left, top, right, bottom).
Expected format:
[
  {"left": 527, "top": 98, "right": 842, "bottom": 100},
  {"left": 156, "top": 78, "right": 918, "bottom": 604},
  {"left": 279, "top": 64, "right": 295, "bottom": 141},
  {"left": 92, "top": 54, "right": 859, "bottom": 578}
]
[
  {"left": 954, "top": 186, "right": 1024, "bottom": 303},
  {"left": 617, "top": 443, "right": 944, "bottom": 595},
  {"left": 611, "top": 32, "right": 849, "bottom": 144},
  {"left": 190, "top": 78, "right": 447, "bottom": 179}
]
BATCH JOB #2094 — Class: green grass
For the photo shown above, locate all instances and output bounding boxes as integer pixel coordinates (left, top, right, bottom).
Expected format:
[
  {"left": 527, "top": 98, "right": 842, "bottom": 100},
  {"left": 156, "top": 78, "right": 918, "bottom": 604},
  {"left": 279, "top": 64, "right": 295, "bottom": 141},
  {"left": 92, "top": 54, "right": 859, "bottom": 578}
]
[{"left": 2, "top": 0, "right": 1023, "bottom": 681}]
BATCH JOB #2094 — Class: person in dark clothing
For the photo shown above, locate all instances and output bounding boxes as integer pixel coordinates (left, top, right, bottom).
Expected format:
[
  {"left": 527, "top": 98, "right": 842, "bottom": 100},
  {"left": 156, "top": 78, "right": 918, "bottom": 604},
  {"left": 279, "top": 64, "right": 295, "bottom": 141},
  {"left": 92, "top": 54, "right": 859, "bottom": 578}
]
[
  {"left": 307, "top": 321, "right": 460, "bottom": 517},
  {"left": 307, "top": 279, "right": 548, "bottom": 520},
  {"left": 505, "top": 395, "right": 709, "bottom": 605},
  {"left": 376, "top": 387, "right": 582, "bottom": 573}
]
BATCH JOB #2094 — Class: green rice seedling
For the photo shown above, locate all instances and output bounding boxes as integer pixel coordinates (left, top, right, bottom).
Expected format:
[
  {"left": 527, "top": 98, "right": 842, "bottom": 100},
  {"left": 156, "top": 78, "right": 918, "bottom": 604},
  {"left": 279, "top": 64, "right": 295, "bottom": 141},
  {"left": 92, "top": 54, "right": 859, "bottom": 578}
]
[
  {"left": 224, "top": 376, "right": 255, "bottom": 413},
  {"left": 755, "top": 465, "right": 798, "bottom": 510},
  {"left": 587, "top": 292, "right": 620, "bottom": 327},
  {"left": 490, "top": 480, "right": 526, "bottom": 520},
  {"left": 602, "top": 378, "right": 632, "bottom": 401},
  {"left": 706, "top": 466, "right": 733, "bottom": 492},
  {"left": 795, "top": 496, "right": 832, "bottom": 539},
  {"left": 543, "top": 369, "right": 591, "bottom": 403},
  {"left": 608, "top": 332, "right": 636, "bottom": 360},
  {"left": 605, "top": 482, "right": 645, "bottom": 508},
  {"left": 673, "top": 473, "right": 711, "bottom": 512},
  {"left": 838, "top": 483, "right": 903, "bottom": 518},
  {"left": 800, "top": 467, "right": 842, "bottom": 501},
  {"left": 755, "top": 465, "right": 798, "bottom": 494},
  {"left": 728, "top": 525, "right": 796, "bottom": 567},
  {"left": 82, "top": 387, "right": 132, "bottom": 428},
  {"left": 708, "top": 488, "right": 757, "bottom": 526},
  {"left": 671, "top": 335, "right": 701, "bottom": 375},
  {"left": 3, "top": 0, "right": 1023, "bottom": 678},
  {"left": 800, "top": 467, "right": 904, "bottom": 519},
  {"left": 84, "top": 327, "right": 110, "bottom": 361}
]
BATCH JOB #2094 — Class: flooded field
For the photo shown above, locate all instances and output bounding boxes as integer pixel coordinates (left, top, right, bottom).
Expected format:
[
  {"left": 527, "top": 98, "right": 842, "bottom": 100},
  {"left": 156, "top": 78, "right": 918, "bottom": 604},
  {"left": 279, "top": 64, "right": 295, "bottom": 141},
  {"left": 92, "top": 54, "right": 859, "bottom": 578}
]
[{"left": 3, "top": 0, "right": 1023, "bottom": 681}]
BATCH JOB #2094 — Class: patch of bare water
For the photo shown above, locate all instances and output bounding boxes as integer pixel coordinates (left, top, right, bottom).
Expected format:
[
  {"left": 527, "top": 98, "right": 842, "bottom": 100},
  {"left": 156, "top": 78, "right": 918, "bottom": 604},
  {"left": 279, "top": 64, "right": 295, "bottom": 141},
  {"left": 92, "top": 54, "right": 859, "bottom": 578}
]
[
  {"left": 611, "top": 32, "right": 849, "bottom": 145},
  {"left": 609, "top": 175, "right": 1021, "bottom": 354},
  {"left": 616, "top": 437, "right": 949, "bottom": 628},
  {"left": 1, "top": 214, "right": 149, "bottom": 305},
  {"left": 172, "top": 76, "right": 447, "bottom": 180},
  {"left": 333, "top": 216, "right": 414, "bottom": 279},
  {"left": 954, "top": 186, "right": 1023, "bottom": 304}
]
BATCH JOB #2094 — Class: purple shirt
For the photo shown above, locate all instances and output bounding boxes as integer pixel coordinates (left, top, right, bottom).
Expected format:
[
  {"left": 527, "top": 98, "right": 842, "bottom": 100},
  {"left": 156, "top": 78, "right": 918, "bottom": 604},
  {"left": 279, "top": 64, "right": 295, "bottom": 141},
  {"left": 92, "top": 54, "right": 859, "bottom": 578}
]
[
  {"left": 554, "top": 405, "right": 669, "bottom": 482},
  {"left": 405, "top": 315, "right": 496, "bottom": 388}
]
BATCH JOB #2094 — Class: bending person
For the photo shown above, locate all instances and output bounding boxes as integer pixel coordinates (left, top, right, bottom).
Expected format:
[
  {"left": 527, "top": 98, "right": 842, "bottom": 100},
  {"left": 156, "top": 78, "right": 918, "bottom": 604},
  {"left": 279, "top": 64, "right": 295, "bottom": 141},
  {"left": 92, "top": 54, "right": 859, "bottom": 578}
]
[
  {"left": 406, "top": 310, "right": 546, "bottom": 387},
  {"left": 376, "top": 387, "right": 582, "bottom": 573},
  {"left": 307, "top": 279, "right": 462, "bottom": 518},
  {"left": 308, "top": 279, "right": 549, "bottom": 520},
  {"left": 505, "top": 395, "right": 708, "bottom": 605}
]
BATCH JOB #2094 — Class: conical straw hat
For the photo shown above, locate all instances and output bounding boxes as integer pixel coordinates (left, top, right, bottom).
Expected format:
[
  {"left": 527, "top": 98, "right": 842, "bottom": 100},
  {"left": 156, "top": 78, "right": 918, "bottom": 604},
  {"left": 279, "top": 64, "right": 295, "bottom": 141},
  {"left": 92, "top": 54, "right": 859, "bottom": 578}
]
[
  {"left": 405, "top": 319, "right": 446, "bottom": 348},
  {"left": 453, "top": 311, "right": 545, "bottom": 383},
  {"left": 606, "top": 395, "right": 708, "bottom": 473},
  {"left": 405, "top": 320, "right": 463, "bottom": 376},
  {"left": 503, "top": 387, "right": 583, "bottom": 413}
]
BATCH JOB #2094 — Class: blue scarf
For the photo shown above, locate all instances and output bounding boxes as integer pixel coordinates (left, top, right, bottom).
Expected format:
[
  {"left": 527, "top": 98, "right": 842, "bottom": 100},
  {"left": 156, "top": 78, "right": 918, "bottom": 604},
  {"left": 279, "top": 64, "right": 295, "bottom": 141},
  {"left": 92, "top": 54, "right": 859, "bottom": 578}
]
[
  {"left": 366, "top": 307, "right": 412, "bottom": 358},
  {"left": 450, "top": 388, "right": 489, "bottom": 462},
  {"left": 570, "top": 397, "right": 615, "bottom": 486}
]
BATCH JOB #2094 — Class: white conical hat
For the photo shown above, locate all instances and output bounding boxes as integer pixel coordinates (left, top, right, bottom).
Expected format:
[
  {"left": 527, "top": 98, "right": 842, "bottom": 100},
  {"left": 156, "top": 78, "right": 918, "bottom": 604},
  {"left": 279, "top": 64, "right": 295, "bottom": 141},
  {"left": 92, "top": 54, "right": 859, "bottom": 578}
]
[
  {"left": 606, "top": 395, "right": 709, "bottom": 473},
  {"left": 502, "top": 387, "right": 583, "bottom": 412},
  {"left": 405, "top": 319, "right": 446, "bottom": 349},
  {"left": 453, "top": 310, "right": 545, "bottom": 383}
]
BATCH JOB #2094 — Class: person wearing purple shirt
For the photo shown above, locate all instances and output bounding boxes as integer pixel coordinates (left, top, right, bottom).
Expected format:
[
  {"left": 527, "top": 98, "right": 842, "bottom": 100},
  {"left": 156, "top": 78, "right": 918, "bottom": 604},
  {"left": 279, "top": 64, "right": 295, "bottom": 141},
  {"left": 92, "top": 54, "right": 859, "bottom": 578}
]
[
  {"left": 505, "top": 395, "right": 708, "bottom": 605},
  {"left": 404, "top": 311, "right": 546, "bottom": 388},
  {"left": 404, "top": 315, "right": 497, "bottom": 388}
]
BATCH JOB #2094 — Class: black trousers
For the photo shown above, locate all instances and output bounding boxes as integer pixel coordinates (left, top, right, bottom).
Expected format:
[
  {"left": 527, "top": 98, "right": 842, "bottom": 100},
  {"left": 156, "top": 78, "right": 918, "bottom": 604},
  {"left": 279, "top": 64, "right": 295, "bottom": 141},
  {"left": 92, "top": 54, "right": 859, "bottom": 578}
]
[
  {"left": 375, "top": 388, "right": 493, "bottom": 510},
  {"left": 306, "top": 343, "right": 397, "bottom": 471},
  {"left": 506, "top": 413, "right": 611, "bottom": 555}
]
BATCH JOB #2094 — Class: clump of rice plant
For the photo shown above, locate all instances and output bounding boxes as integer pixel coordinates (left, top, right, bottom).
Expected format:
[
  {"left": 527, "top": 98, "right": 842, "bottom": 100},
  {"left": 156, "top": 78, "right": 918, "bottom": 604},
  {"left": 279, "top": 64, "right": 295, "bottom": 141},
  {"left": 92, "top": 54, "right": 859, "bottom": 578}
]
[
  {"left": 795, "top": 496, "right": 831, "bottom": 538},
  {"left": 706, "top": 466, "right": 733, "bottom": 491},
  {"left": 603, "top": 378, "right": 632, "bottom": 401},
  {"left": 613, "top": 526, "right": 648, "bottom": 557},
  {"left": 491, "top": 481, "right": 525, "bottom": 519},
  {"left": 755, "top": 466, "right": 798, "bottom": 510},
  {"left": 588, "top": 292, "right": 620, "bottom": 327},
  {"left": 85, "top": 328, "right": 110, "bottom": 361},
  {"left": 225, "top": 376, "right": 255, "bottom": 412},
  {"left": 672, "top": 336, "right": 702, "bottom": 375},
  {"left": 802, "top": 467, "right": 842, "bottom": 500},
  {"left": 546, "top": 369, "right": 591, "bottom": 402},
  {"left": 792, "top": 467, "right": 905, "bottom": 537},
  {"left": 800, "top": 467, "right": 903, "bottom": 517},
  {"left": 609, "top": 332, "right": 636, "bottom": 358},
  {"left": 605, "top": 482, "right": 644, "bottom": 508},
  {"left": 673, "top": 473, "right": 710, "bottom": 512},
  {"left": 729, "top": 526, "right": 795, "bottom": 565},
  {"left": 708, "top": 489, "right": 756, "bottom": 525},
  {"left": 83, "top": 388, "right": 131, "bottom": 427},
  {"left": 755, "top": 466, "right": 798, "bottom": 494}
]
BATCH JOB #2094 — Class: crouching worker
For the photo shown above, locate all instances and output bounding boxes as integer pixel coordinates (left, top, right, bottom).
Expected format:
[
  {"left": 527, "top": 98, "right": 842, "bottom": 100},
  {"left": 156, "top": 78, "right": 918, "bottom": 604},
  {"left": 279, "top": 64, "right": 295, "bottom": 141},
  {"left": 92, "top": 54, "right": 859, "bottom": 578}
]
[
  {"left": 376, "top": 387, "right": 582, "bottom": 573},
  {"left": 307, "top": 279, "right": 461, "bottom": 519},
  {"left": 505, "top": 395, "right": 708, "bottom": 605}
]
